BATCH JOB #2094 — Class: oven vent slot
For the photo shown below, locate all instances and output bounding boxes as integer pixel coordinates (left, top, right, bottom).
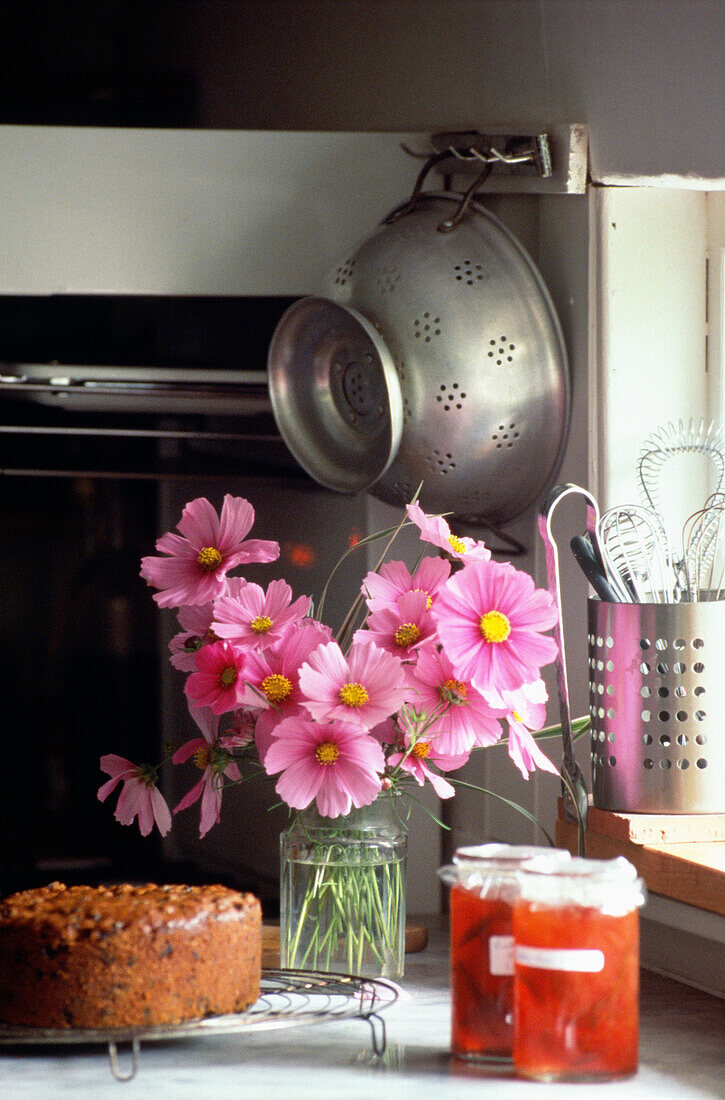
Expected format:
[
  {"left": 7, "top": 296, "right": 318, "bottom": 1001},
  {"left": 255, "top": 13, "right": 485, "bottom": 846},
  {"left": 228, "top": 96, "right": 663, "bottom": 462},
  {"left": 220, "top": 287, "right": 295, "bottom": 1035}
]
[{"left": 0, "top": 294, "right": 305, "bottom": 480}]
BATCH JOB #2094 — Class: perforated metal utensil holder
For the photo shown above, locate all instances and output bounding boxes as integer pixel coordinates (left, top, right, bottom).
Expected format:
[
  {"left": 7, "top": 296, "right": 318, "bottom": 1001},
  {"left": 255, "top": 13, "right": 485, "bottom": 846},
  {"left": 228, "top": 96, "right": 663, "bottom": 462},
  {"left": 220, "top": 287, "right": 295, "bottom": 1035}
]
[{"left": 588, "top": 597, "right": 725, "bottom": 813}]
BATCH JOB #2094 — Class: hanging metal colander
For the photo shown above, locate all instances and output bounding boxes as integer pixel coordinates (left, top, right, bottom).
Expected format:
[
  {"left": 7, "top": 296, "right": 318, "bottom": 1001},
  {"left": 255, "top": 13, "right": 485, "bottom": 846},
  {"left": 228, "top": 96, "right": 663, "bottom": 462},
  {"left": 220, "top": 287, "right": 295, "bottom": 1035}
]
[{"left": 268, "top": 191, "right": 569, "bottom": 525}]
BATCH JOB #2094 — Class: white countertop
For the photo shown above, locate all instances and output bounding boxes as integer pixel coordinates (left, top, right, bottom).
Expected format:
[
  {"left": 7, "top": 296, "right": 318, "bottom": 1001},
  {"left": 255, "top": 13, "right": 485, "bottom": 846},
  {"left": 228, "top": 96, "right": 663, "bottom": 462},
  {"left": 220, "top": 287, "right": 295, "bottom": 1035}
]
[{"left": 1, "top": 918, "right": 723, "bottom": 1100}]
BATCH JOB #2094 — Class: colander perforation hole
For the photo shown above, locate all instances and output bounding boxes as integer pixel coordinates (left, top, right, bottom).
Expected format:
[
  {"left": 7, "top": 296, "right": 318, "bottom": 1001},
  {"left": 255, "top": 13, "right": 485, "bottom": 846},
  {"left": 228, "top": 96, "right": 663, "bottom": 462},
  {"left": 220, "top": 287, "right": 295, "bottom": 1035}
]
[
  {"left": 454, "top": 260, "right": 485, "bottom": 285},
  {"left": 436, "top": 382, "right": 467, "bottom": 411},
  {"left": 391, "top": 479, "right": 414, "bottom": 505},
  {"left": 425, "top": 449, "right": 457, "bottom": 475},
  {"left": 413, "top": 312, "right": 442, "bottom": 342},
  {"left": 492, "top": 422, "right": 520, "bottom": 449},
  {"left": 488, "top": 336, "right": 517, "bottom": 365},
  {"left": 333, "top": 258, "right": 356, "bottom": 286},
  {"left": 375, "top": 266, "right": 401, "bottom": 294}
]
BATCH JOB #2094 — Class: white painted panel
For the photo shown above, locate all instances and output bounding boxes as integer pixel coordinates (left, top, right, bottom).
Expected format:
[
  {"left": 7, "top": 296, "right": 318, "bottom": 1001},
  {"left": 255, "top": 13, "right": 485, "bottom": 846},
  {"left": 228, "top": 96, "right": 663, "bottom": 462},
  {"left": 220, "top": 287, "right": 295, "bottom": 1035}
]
[
  {"left": 706, "top": 193, "right": 725, "bottom": 424},
  {"left": 0, "top": 127, "right": 420, "bottom": 295},
  {"left": 590, "top": 188, "right": 708, "bottom": 513}
]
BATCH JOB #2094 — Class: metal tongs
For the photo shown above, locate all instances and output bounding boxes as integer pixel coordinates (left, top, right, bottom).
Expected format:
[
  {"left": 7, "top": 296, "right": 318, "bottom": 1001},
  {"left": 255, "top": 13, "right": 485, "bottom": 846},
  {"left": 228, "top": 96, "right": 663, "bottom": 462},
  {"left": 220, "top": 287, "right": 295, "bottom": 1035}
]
[{"left": 538, "top": 484, "right": 594, "bottom": 855}]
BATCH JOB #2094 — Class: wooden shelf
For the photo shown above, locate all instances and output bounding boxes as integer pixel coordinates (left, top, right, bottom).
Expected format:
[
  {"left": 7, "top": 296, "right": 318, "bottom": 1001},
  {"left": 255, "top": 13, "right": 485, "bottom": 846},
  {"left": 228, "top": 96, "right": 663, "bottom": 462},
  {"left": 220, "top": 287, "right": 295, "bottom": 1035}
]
[{"left": 556, "top": 810, "right": 725, "bottom": 918}]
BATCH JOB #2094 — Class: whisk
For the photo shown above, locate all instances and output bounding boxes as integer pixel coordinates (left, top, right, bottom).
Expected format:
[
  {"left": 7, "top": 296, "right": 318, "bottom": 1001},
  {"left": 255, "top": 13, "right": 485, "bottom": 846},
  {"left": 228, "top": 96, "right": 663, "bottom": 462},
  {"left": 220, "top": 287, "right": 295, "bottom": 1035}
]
[
  {"left": 598, "top": 505, "right": 674, "bottom": 603},
  {"left": 638, "top": 419, "right": 725, "bottom": 597},
  {"left": 682, "top": 492, "right": 725, "bottom": 600}
]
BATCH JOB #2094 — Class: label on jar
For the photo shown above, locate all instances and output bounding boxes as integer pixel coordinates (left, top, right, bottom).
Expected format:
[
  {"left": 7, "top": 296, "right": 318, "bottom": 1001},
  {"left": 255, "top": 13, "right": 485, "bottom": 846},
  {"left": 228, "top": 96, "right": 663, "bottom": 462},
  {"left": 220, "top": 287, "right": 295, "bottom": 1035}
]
[
  {"left": 488, "top": 934, "right": 514, "bottom": 976},
  {"left": 515, "top": 945, "right": 605, "bottom": 972}
]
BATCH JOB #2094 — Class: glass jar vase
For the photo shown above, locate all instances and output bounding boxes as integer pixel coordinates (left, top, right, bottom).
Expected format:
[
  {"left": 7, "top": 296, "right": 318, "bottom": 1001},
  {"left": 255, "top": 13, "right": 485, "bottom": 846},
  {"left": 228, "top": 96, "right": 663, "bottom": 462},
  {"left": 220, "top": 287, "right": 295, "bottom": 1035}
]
[{"left": 279, "top": 794, "right": 407, "bottom": 979}]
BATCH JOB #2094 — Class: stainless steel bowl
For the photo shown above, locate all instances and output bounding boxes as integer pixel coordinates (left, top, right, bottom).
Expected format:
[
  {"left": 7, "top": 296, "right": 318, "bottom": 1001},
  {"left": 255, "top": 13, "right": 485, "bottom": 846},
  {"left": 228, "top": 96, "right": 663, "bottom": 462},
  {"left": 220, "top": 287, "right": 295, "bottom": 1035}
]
[{"left": 268, "top": 192, "right": 569, "bottom": 524}]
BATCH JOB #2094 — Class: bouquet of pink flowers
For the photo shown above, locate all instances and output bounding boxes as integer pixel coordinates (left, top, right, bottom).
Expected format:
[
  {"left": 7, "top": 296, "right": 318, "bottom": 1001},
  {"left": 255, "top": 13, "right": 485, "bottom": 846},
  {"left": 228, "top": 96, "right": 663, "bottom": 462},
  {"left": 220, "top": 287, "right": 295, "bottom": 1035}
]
[{"left": 99, "top": 493, "right": 564, "bottom": 841}]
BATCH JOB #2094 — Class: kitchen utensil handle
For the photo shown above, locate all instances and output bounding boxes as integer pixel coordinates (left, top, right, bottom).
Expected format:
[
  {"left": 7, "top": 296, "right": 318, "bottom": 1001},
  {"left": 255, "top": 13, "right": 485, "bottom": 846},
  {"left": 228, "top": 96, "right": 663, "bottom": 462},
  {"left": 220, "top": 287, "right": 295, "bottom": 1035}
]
[
  {"left": 539, "top": 483, "right": 593, "bottom": 852},
  {"left": 569, "top": 534, "right": 621, "bottom": 602}
]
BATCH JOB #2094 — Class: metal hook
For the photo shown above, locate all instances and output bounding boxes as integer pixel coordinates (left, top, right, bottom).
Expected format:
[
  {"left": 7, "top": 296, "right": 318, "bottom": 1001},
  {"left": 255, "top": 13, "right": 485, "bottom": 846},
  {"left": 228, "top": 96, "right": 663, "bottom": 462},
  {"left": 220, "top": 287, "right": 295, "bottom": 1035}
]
[
  {"left": 436, "top": 161, "right": 492, "bottom": 232},
  {"left": 384, "top": 149, "right": 452, "bottom": 224},
  {"left": 488, "top": 146, "right": 539, "bottom": 166},
  {"left": 391, "top": 142, "right": 491, "bottom": 232},
  {"left": 446, "top": 144, "right": 488, "bottom": 163}
]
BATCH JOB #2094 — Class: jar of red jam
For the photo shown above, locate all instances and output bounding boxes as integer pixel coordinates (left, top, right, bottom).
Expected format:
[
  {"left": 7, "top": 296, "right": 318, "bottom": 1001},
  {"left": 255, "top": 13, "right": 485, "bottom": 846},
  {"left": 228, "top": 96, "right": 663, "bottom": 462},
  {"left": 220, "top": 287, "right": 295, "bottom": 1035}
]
[
  {"left": 439, "top": 844, "right": 571, "bottom": 1062},
  {"left": 513, "top": 856, "right": 646, "bottom": 1082}
]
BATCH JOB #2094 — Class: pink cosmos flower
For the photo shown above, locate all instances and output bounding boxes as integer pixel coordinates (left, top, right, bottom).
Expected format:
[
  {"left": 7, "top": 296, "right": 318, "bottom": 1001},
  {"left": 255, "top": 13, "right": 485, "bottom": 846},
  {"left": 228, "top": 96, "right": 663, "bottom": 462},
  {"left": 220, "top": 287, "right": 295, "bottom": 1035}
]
[
  {"left": 97, "top": 755, "right": 171, "bottom": 837},
  {"left": 361, "top": 557, "right": 451, "bottom": 613},
  {"left": 354, "top": 590, "right": 437, "bottom": 661},
  {"left": 404, "top": 645, "right": 504, "bottom": 756},
  {"left": 406, "top": 501, "right": 490, "bottom": 562},
  {"left": 169, "top": 579, "right": 249, "bottom": 670},
  {"left": 368, "top": 716, "right": 400, "bottom": 745},
  {"left": 242, "top": 619, "right": 332, "bottom": 762},
  {"left": 140, "top": 495, "right": 278, "bottom": 608},
  {"left": 263, "top": 714, "right": 385, "bottom": 817},
  {"left": 432, "top": 559, "right": 558, "bottom": 694},
  {"left": 485, "top": 679, "right": 559, "bottom": 780},
  {"left": 184, "top": 640, "right": 248, "bottom": 714},
  {"left": 298, "top": 639, "right": 407, "bottom": 730},
  {"left": 212, "top": 578, "right": 311, "bottom": 653},
  {"left": 387, "top": 729, "right": 469, "bottom": 799},
  {"left": 171, "top": 706, "right": 244, "bottom": 837},
  {"left": 169, "top": 602, "right": 215, "bottom": 671}
]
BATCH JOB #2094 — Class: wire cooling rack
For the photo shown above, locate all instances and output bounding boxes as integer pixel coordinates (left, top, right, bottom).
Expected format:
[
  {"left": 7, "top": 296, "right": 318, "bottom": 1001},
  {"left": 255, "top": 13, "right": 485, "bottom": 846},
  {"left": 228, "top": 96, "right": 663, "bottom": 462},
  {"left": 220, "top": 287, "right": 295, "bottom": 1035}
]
[{"left": 0, "top": 968, "right": 401, "bottom": 1081}]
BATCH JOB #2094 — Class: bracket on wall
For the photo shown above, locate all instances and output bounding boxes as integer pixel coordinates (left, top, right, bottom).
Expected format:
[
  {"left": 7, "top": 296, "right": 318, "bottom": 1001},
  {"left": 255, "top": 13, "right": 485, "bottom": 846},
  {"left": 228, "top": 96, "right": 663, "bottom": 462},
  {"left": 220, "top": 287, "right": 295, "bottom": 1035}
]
[{"left": 402, "top": 123, "right": 588, "bottom": 195}]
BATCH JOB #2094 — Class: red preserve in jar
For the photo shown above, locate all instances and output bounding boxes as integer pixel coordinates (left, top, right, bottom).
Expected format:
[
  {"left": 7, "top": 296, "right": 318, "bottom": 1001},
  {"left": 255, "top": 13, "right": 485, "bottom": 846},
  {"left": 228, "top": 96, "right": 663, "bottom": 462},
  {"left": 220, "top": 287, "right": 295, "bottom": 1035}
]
[
  {"left": 513, "top": 856, "right": 646, "bottom": 1082},
  {"left": 439, "top": 845, "right": 571, "bottom": 1062}
]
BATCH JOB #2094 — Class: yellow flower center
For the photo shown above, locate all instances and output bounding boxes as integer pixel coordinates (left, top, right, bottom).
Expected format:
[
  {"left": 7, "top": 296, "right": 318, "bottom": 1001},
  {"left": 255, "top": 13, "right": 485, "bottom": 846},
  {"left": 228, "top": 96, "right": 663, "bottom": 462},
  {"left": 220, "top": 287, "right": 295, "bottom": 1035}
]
[
  {"left": 197, "top": 546, "right": 222, "bottom": 572},
  {"left": 512, "top": 709, "right": 522, "bottom": 722},
  {"left": 262, "top": 673, "right": 293, "bottom": 705},
  {"left": 338, "top": 681, "right": 369, "bottom": 708},
  {"left": 250, "top": 615, "right": 273, "bottom": 635},
  {"left": 411, "top": 741, "right": 431, "bottom": 759},
  {"left": 447, "top": 534, "right": 467, "bottom": 554},
  {"left": 411, "top": 587, "right": 433, "bottom": 610},
  {"left": 315, "top": 741, "right": 340, "bottom": 765},
  {"left": 440, "top": 678, "right": 468, "bottom": 705},
  {"left": 193, "top": 746, "right": 211, "bottom": 770},
  {"left": 219, "top": 665, "right": 238, "bottom": 687},
  {"left": 479, "top": 609, "right": 511, "bottom": 644},
  {"left": 394, "top": 622, "right": 421, "bottom": 648}
]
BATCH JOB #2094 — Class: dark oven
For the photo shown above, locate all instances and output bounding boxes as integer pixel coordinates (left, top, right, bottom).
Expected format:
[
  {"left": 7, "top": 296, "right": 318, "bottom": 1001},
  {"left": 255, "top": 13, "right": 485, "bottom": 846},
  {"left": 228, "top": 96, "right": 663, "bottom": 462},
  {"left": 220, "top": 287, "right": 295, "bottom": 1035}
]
[{"left": 0, "top": 293, "right": 369, "bottom": 913}]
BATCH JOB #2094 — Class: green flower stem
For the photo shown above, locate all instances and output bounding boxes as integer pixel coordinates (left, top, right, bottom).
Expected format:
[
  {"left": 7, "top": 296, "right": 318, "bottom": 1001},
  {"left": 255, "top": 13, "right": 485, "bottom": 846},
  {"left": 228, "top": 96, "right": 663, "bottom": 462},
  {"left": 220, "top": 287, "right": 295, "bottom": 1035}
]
[{"left": 447, "top": 776, "right": 557, "bottom": 847}]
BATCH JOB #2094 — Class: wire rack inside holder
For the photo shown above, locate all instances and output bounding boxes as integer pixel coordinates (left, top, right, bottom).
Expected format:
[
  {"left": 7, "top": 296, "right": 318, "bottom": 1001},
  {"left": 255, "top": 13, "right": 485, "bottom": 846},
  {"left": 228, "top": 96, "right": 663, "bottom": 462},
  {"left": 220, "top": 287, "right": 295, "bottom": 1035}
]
[{"left": 0, "top": 968, "right": 400, "bottom": 1082}]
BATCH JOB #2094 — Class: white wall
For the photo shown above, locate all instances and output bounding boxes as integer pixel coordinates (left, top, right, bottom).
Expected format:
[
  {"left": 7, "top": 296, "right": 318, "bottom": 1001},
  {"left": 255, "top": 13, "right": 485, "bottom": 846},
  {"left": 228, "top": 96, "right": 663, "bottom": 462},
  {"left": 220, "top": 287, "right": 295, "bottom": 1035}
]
[{"left": 0, "top": 127, "right": 419, "bottom": 295}]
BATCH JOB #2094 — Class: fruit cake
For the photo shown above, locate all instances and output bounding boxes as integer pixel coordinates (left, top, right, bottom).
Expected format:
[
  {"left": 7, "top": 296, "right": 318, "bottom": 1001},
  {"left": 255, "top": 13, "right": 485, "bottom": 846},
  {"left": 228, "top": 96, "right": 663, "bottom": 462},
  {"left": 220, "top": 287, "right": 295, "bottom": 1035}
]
[{"left": 0, "top": 881, "right": 261, "bottom": 1029}]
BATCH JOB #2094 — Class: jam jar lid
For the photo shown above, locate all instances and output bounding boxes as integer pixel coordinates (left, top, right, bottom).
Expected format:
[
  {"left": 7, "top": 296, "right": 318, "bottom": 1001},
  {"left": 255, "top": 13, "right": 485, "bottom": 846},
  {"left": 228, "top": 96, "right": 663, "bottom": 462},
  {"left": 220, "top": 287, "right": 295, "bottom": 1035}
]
[
  {"left": 438, "top": 844, "right": 571, "bottom": 894},
  {"left": 452, "top": 843, "right": 571, "bottom": 869},
  {"left": 519, "top": 855, "right": 638, "bottom": 880},
  {"left": 517, "top": 855, "right": 647, "bottom": 913}
]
